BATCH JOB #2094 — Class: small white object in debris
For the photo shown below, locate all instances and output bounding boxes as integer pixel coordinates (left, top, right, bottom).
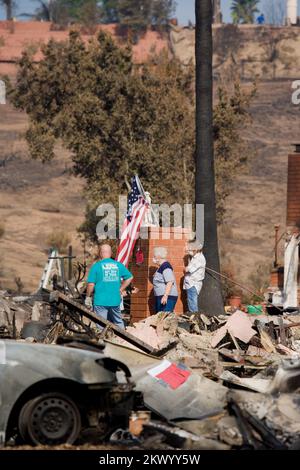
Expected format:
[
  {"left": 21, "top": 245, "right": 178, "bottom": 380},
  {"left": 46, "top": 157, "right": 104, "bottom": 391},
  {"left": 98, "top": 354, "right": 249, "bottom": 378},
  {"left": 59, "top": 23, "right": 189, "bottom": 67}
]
[
  {"left": 24, "top": 337, "right": 36, "bottom": 343},
  {"left": 148, "top": 360, "right": 172, "bottom": 378}
]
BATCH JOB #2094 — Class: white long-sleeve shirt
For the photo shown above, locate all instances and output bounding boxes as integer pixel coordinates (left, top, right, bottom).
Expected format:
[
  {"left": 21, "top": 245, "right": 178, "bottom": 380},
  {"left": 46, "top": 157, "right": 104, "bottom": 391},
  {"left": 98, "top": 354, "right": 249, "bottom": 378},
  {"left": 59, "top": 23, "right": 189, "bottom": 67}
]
[{"left": 183, "top": 253, "right": 206, "bottom": 293}]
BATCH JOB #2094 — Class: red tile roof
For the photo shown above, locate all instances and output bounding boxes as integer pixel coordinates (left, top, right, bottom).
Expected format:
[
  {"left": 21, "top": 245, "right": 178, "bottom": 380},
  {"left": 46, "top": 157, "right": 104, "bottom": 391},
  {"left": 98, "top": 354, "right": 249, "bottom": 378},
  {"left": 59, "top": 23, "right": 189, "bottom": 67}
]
[{"left": 0, "top": 21, "right": 168, "bottom": 64}]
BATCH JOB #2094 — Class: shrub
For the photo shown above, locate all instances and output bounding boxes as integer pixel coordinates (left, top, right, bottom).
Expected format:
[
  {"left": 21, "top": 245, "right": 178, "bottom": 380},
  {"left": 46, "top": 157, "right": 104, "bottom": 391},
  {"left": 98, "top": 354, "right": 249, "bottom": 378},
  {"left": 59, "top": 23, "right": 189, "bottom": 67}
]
[{"left": 46, "top": 230, "right": 71, "bottom": 254}]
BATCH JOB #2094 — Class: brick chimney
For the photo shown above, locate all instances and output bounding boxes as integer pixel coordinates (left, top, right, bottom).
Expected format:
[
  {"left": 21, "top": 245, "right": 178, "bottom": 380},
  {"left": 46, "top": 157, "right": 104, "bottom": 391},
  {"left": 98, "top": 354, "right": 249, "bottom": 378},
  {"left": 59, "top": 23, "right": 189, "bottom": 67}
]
[{"left": 286, "top": 144, "right": 300, "bottom": 230}]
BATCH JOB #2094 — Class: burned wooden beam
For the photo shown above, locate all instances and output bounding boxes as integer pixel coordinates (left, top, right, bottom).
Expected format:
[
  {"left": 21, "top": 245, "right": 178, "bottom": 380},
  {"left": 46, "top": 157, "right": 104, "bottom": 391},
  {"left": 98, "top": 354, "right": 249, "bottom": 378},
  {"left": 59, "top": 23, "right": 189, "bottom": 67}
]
[
  {"left": 278, "top": 317, "right": 287, "bottom": 346},
  {"left": 49, "top": 291, "right": 169, "bottom": 356}
]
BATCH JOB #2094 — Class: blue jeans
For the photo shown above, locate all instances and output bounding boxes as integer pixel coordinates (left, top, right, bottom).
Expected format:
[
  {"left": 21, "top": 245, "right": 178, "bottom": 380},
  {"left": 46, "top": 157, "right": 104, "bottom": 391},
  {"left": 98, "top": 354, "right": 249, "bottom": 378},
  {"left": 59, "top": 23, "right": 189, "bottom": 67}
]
[
  {"left": 186, "top": 286, "right": 199, "bottom": 313},
  {"left": 155, "top": 295, "right": 178, "bottom": 313},
  {"left": 94, "top": 306, "right": 125, "bottom": 329}
]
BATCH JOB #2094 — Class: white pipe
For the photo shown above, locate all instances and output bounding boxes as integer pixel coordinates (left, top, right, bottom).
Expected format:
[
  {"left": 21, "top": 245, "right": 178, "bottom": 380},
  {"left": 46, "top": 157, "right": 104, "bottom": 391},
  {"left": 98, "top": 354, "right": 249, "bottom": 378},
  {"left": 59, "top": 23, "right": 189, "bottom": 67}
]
[{"left": 287, "top": 0, "right": 298, "bottom": 25}]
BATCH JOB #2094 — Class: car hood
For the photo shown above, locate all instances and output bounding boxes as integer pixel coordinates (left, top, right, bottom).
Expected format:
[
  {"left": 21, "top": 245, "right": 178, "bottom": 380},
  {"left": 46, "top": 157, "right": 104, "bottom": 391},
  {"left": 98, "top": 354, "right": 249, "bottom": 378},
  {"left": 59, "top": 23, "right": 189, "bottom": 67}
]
[{"left": 0, "top": 340, "right": 116, "bottom": 385}]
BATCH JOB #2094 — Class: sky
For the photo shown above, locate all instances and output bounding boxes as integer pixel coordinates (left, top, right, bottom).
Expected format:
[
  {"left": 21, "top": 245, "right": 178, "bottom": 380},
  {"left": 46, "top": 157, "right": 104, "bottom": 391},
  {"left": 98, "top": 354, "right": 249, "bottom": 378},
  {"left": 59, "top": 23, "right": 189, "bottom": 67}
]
[
  {"left": 0, "top": 0, "right": 252, "bottom": 23},
  {"left": 0, "top": 1, "right": 298, "bottom": 24}
]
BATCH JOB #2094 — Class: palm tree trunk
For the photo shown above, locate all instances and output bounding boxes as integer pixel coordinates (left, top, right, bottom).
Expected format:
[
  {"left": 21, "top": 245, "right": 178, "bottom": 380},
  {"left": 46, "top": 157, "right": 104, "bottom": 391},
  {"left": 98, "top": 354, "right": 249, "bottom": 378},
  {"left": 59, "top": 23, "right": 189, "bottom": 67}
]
[
  {"left": 4, "top": 0, "right": 13, "bottom": 20},
  {"left": 212, "top": 0, "right": 222, "bottom": 23},
  {"left": 195, "top": 0, "right": 224, "bottom": 315}
]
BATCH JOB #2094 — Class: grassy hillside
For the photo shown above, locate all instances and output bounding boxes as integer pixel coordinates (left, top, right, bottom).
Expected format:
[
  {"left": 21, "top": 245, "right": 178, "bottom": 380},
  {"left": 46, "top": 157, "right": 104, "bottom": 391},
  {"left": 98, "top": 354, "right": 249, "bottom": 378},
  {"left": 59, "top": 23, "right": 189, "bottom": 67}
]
[{"left": 219, "top": 79, "right": 299, "bottom": 291}]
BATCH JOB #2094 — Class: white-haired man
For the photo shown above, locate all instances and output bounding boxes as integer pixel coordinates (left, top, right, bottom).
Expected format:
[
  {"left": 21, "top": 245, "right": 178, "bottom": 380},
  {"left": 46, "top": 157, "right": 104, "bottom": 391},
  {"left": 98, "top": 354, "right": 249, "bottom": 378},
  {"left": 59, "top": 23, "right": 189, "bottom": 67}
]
[{"left": 183, "top": 242, "right": 206, "bottom": 313}]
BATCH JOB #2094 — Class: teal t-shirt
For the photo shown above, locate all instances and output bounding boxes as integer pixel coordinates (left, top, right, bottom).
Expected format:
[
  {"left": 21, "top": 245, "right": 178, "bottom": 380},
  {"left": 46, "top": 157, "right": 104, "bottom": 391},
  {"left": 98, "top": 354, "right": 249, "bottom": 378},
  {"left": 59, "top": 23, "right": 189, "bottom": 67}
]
[{"left": 87, "top": 258, "right": 132, "bottom": 307}]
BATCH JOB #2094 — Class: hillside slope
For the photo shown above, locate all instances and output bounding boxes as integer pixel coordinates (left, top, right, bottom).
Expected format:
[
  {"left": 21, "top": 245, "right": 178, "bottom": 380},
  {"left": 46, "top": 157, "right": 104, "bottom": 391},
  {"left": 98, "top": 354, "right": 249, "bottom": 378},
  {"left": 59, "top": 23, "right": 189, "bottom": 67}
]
[
  {"left": 0, "top": 103, "right": 85, "bottom": 292},
  {"left": 220, "top": 79, "right": 300, "bottom": 287}
]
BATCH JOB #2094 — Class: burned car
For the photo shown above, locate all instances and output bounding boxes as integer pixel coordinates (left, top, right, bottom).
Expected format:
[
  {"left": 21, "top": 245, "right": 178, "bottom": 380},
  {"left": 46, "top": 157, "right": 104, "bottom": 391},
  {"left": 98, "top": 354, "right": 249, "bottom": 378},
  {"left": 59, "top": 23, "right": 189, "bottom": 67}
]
[{"left": 0, "top": 340, "right": 135, "bottom": 447}]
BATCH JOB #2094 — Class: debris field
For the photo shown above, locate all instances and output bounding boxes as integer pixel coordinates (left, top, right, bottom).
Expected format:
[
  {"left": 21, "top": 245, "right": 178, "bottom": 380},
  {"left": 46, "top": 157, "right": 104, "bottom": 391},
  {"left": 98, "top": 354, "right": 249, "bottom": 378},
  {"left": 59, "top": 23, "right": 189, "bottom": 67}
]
[{"left": 1, "top": 288, "right": 300, "bottom": 450}]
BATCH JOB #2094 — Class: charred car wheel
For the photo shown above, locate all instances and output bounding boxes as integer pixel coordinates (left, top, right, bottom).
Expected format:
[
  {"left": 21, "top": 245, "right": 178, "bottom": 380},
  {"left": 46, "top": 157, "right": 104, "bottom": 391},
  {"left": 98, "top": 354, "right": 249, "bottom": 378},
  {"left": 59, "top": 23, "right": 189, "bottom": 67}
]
[{"left": 18, "top": 393, "right": 81, "bottom": 446}]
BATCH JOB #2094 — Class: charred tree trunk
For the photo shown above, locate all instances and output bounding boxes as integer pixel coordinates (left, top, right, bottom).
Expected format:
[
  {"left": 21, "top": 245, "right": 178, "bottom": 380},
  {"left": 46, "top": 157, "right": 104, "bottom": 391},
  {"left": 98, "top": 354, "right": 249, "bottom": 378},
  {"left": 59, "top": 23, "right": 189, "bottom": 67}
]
[{"left": 195, "top": 0, "right": 224, "bottom": 315}]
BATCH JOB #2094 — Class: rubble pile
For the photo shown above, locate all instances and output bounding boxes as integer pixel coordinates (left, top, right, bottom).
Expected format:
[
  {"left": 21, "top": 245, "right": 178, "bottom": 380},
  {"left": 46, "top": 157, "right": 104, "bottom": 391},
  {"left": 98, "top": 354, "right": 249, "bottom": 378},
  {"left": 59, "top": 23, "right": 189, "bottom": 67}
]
[
  {"left": 0, "top": 291, "right": 29, "bottom": 338},
  {"left": 119, "top": 310, "right": 300, "bottom": 375},
  {"left": 2, "top": 289, "right": 300, "bottom": 450},
  {"left": 110, "top": 310, "right": 300, "bottom": 449},
  {"left": 0, "top": 290, "right": 49, "bottom": 340}
]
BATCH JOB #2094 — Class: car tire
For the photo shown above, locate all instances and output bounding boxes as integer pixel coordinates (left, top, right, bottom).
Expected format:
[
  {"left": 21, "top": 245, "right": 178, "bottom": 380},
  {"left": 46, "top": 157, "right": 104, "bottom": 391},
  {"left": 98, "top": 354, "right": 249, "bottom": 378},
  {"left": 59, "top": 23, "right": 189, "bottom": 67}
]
[{"left": 18, "top": 392, "right": 81, "bottom": 446}]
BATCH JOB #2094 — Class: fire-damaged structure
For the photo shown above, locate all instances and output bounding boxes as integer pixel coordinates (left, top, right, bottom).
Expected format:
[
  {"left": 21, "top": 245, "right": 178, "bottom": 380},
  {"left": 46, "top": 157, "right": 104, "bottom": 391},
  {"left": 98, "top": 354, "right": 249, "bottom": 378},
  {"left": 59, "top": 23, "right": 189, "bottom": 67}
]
[
  {"left": 2, "top": 286, "right": 300, "bottom": 449},
  {"left": 267, "top": 144, "right": 300, "bottom": 313},
  {"left": 2, "top": 149, "right": 300, "bottom": 449}
]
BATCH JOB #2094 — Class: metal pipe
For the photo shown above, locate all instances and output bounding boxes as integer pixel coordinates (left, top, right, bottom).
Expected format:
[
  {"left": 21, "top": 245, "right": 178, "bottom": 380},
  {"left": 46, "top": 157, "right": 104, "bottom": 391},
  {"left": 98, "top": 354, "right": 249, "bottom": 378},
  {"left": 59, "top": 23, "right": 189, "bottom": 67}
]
[
  {"left": 68, "top": 245, "right": 73, "bottom": 281},
  {"left": 274, "top": 224, "right": 280, "bottom": 267}
]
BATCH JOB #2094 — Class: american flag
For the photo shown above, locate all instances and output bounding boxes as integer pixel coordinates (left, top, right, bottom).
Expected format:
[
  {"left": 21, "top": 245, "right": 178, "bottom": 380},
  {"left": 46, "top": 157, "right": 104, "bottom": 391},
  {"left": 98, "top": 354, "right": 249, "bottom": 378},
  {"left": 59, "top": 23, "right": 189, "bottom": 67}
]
[{"left": 116, "top": 176, "right": 148, "bottom": 267}]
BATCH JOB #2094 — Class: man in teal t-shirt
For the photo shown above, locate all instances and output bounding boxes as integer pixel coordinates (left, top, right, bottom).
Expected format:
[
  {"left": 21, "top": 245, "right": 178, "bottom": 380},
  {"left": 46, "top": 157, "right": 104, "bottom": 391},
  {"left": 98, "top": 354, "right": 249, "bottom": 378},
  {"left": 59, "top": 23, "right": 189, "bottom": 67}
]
[{"left": 85, "top": 244, "right": 133, "bottom": 329}]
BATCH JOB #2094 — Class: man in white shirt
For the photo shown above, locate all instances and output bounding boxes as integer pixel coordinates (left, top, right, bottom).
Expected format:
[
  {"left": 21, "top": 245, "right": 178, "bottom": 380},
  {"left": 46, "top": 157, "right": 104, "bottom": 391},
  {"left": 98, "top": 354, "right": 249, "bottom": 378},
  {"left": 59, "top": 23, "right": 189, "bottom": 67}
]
[{"left": 183, "top": 242, "right": 206, "bottom": 313}]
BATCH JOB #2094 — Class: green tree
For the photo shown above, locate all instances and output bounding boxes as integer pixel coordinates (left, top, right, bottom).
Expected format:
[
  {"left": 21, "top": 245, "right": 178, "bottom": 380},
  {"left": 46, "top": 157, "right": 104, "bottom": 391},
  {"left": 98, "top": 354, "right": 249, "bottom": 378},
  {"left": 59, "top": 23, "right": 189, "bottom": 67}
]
[
  {"left": 8, "top": 32, "right": 193, "bottom": 218},
  {"left": 26, "top": 0, "right": 101, "bottom": 26},
  {"left": 8, "top": 30, "right": 254, "bottom": 244},
  {"left": 101, "top": 0, "right": 120, "bottom": 22},
  {"left": 25, "top": 1, "right": 174, "bottom": 33},
  {"left": 30, "top": 0, "right": 68, "bottom": 23},
  {"left": 61, "top": 0, "right": 101, "bottom": 25},
  {"left": 231, "top": 0, "right": 259, "bottom": 24},
  {"left": 102, "top": 0, "right": 176, "bottom": 34}
]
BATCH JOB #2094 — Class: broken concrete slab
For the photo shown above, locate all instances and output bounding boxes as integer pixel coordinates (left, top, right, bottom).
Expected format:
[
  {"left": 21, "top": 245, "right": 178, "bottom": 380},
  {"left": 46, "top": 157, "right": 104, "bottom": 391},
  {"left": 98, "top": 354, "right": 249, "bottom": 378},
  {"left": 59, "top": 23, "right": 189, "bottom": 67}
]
[
  {"left": 178, "top": 330, "right": 212, "bottom": 351},
  {"left": 125, "top": 323, "right": 161, "bottom": 350},
  {"left": 211, "top": 311, "right": 257, "bottom": 348},
  {"left": 112, "top": 312, "right": 179, "bottom": 352},
  {"left": 246, "top": 345, "right": 271, "bottom": 358}
]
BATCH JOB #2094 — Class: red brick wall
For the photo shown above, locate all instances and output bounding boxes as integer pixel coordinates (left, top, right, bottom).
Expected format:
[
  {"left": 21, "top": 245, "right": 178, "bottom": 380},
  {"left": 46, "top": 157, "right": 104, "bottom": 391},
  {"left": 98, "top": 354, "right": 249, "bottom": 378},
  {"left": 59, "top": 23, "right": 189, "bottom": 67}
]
[
  {"left": 0, "top": 21, "right": 169, "bottom": 78},
  {"left": 287, "top": 152, "right": 300, "bottom": 228},
  {"left": 130, "top": 227, "right": 190, "bottom": 323},
  {"left": 270, "top": 267, "right": 284, "bottom": 288}
]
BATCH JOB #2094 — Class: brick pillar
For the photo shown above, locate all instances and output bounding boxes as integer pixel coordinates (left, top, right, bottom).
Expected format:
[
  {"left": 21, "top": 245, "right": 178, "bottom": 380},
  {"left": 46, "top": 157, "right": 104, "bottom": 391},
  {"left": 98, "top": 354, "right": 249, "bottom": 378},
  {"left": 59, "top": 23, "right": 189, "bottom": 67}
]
[
  {"left": 285, "top": 145, "right": 300, "bottom": 306},
  {"left": 130, "top": 227, "right": 190, "bottom": 323},
  {"left": 270, "top": 267, "right": 284, "bottom": 289},
  {"left": 287, "top": 146, "right": 300, "bottom": 228}
]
